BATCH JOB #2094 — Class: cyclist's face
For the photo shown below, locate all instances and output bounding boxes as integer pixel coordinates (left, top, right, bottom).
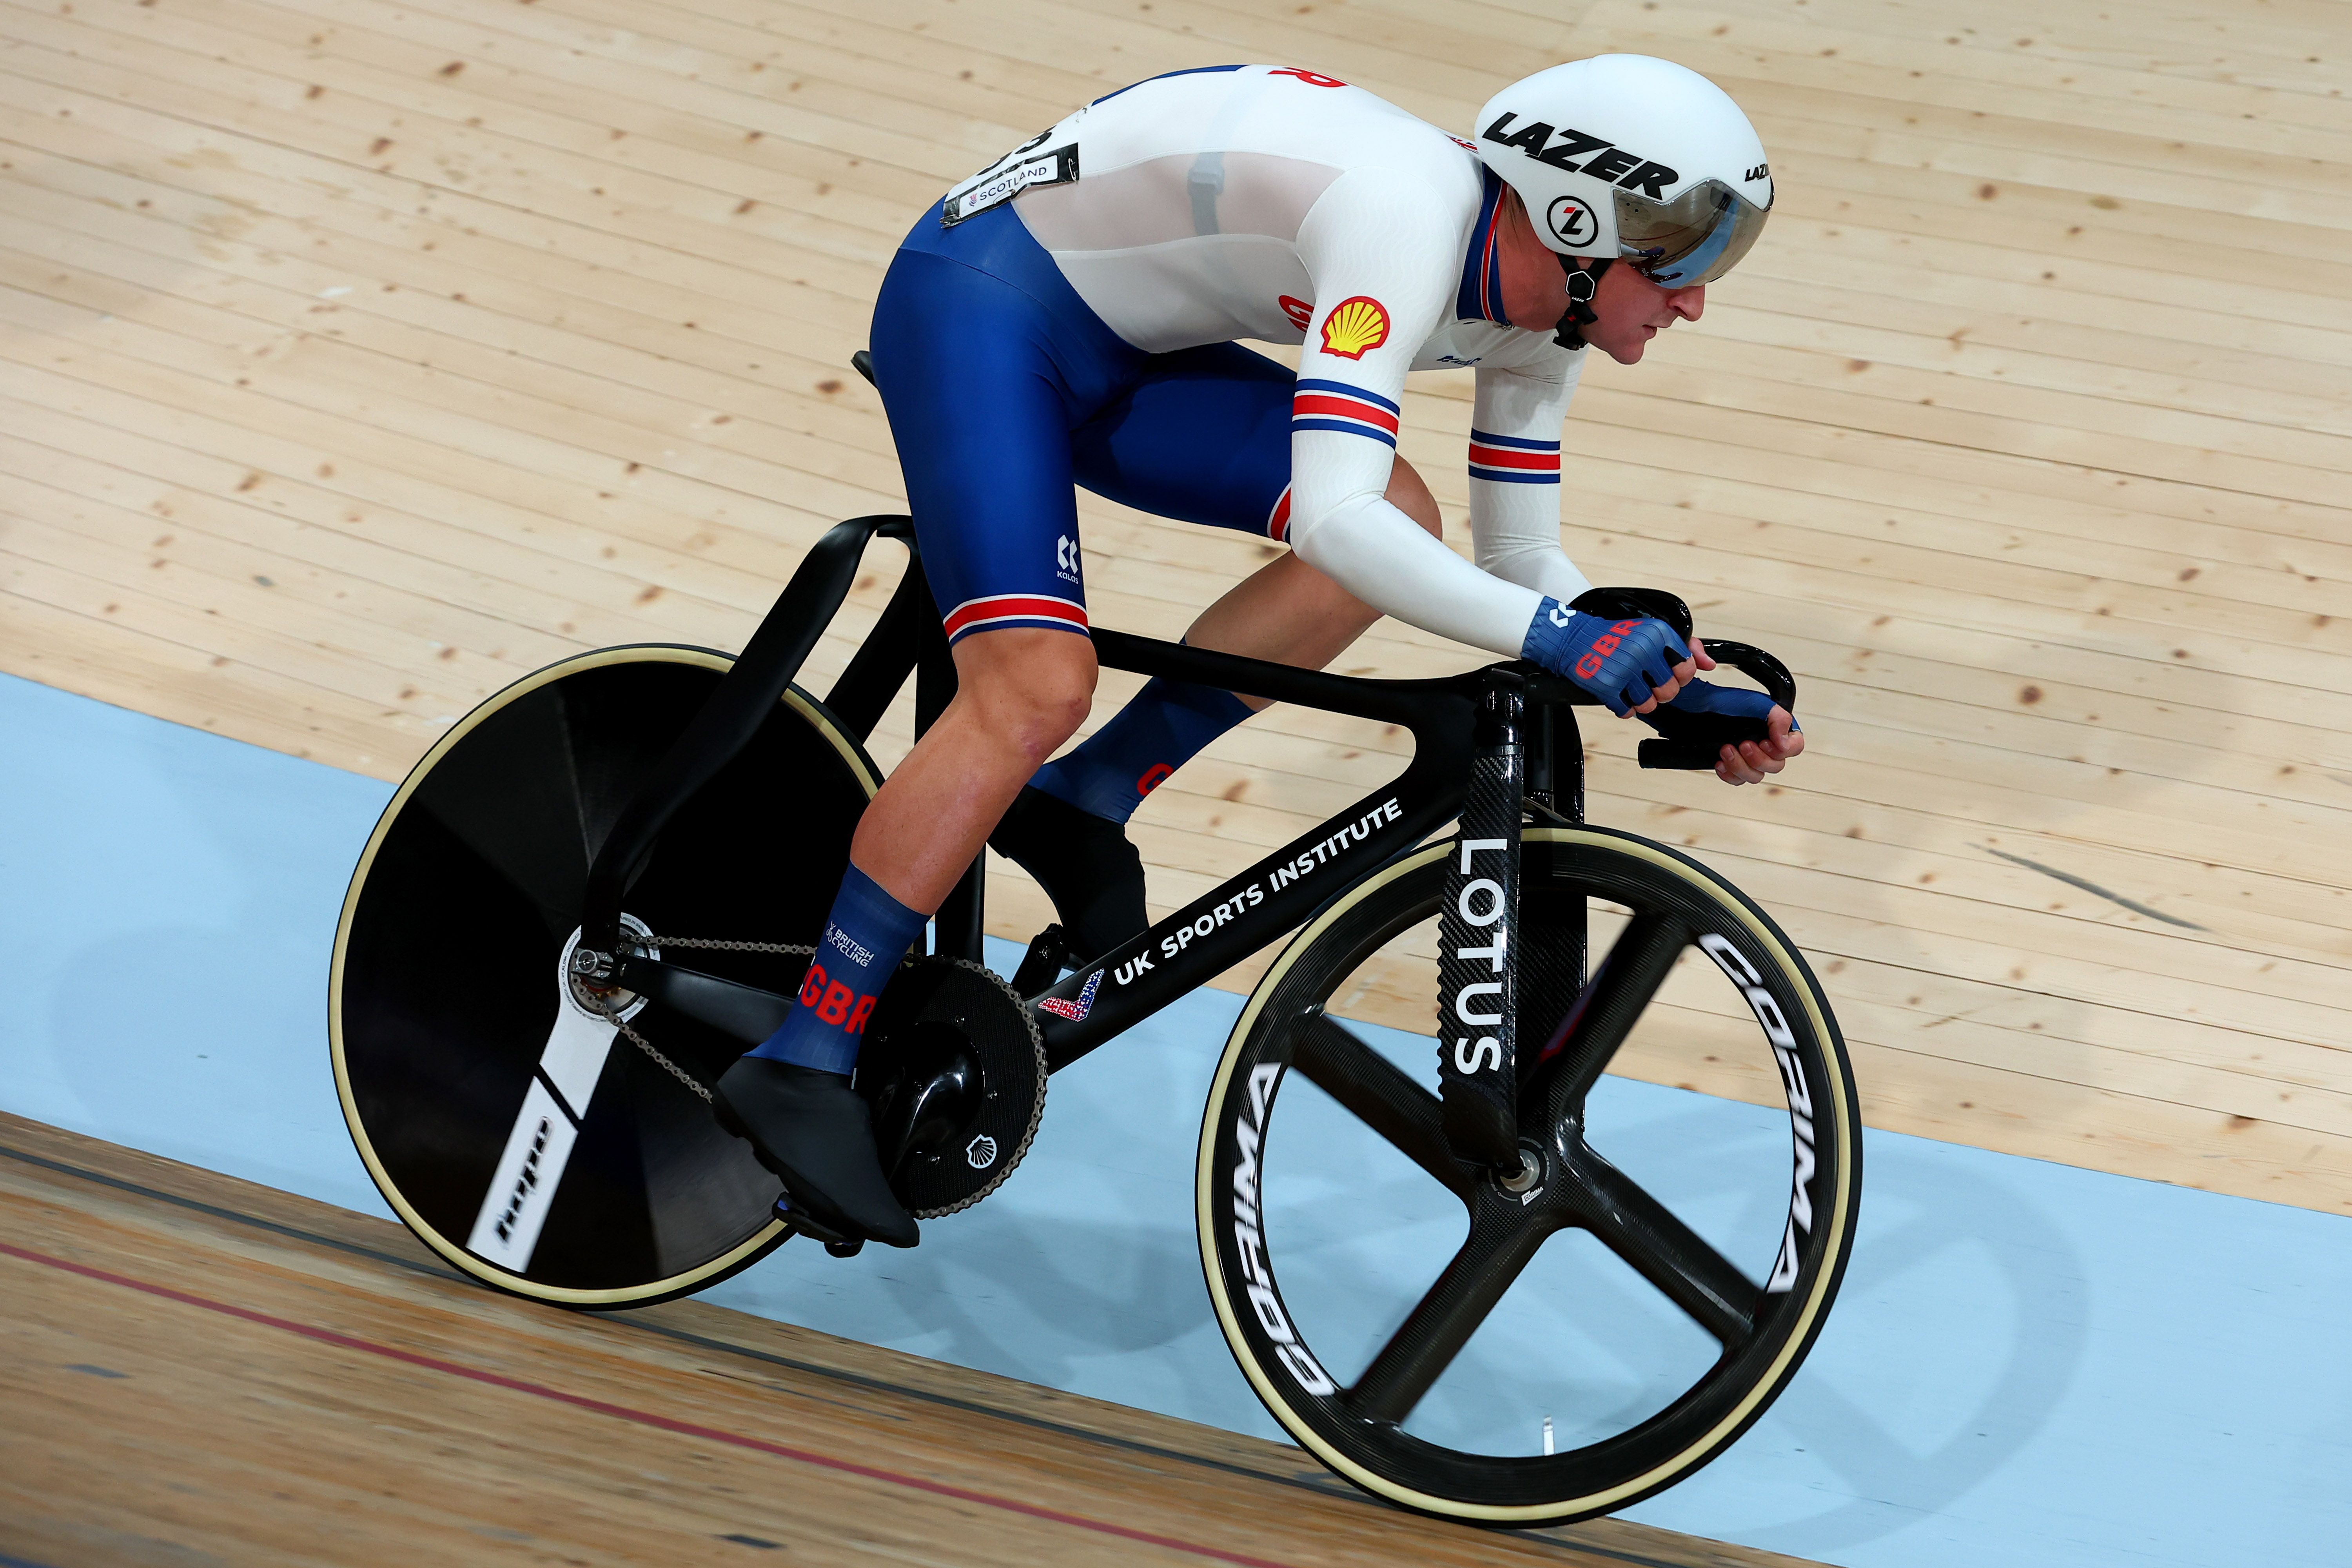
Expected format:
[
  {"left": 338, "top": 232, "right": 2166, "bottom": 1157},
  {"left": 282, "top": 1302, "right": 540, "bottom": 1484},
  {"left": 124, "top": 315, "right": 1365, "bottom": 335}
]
[
  {"left": 1494, "top": 192, "right": 1705, "bottom": 362},
  {"left": 1579, "top": 263, "right": 1706, "bottom": 366}
]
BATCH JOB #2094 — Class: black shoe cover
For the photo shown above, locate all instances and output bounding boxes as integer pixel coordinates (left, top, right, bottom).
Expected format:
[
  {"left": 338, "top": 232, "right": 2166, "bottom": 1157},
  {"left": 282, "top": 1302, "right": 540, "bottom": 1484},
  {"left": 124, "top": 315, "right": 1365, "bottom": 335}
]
[
  {"left": 989, "top": 786, "right": 1148, "bottom": 961},
  {"left": 712, "top": 1058, "right": 919, "bottom": 1249}
]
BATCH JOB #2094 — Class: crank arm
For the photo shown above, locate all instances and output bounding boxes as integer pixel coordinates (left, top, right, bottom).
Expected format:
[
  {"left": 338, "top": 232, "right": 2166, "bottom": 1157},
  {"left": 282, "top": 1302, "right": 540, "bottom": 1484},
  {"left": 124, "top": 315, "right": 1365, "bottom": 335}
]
[{"left": 615, "top": 955, "right": 797, "bottom": 1045}]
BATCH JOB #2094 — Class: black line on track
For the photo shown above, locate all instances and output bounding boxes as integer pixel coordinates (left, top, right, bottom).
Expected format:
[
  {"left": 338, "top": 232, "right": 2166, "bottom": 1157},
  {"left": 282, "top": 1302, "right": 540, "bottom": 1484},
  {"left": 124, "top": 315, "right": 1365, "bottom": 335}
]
[
  {"left": 1979, "top": 844, "right": 2207, "bottom": 930},
  {"left": 0, "top": 1140, "right": 1703, "bottom": 1567}
]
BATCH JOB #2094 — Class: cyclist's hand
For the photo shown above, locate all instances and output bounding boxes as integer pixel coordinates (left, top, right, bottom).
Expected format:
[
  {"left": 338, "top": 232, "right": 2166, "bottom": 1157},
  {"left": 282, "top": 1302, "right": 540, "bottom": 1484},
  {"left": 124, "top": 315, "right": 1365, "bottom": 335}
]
[
  {"left": 1654, "top": 673, "right": 1804, "bottom": 786},
  {"left": 1717, "top": 706, "right": 1802, "bottom": 786},
  {"left": 1523, "top": 599, "right": 1696, "bottom": 717}
]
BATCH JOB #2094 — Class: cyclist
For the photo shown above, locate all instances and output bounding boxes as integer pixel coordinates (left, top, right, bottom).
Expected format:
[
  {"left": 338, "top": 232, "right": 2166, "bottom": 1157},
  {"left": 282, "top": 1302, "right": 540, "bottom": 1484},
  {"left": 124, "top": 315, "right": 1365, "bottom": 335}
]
[{"left": 715, "top": 56, "right": 1802, "bottom": 1248}]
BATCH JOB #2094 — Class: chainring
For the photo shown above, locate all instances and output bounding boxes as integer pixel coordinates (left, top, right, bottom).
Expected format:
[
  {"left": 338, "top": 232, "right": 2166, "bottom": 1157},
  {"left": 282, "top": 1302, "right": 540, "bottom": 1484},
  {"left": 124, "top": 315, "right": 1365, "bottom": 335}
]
[{"left": 855, "top": 955, "right": 1047, "bottom": 1219}]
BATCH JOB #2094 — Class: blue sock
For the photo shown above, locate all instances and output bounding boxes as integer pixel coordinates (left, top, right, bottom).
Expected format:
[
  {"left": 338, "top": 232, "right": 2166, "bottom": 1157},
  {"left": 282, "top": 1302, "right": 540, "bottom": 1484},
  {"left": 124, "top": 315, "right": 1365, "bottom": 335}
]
[
  {"left": 749, "top": 863, "right": 927, "bottom": 1075},
  {"left": 1029, "top": 675, "right": 1254, "bottom": 824}
]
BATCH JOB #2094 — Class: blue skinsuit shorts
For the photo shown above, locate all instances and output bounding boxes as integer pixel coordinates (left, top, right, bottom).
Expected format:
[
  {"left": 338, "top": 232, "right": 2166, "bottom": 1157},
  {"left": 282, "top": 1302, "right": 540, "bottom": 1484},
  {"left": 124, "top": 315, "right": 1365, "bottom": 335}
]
[{"left": 867, "top": 199, "right": 1297, "bottom": 646}]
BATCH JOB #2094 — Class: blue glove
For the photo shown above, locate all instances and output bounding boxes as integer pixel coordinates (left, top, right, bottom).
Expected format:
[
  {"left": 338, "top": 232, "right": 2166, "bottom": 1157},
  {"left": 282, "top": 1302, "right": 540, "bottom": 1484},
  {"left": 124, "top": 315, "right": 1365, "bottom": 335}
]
[
  {"left": 1657, "top": 676, "right": 1794, "bottom": 728},
  {"left": 1637, "top": 675, "right": 1799, "bottom": 762},
  {"left": 1523, "top": 598, "right": 1689, "bottom": 717}
]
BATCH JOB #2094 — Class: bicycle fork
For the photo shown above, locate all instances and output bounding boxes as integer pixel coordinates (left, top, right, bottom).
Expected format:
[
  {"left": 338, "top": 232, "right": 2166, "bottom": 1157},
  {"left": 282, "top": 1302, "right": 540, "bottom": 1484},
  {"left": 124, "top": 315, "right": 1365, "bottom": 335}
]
[{"left": 1439, "top": 685, "right": 1526, "bottom": 1171}]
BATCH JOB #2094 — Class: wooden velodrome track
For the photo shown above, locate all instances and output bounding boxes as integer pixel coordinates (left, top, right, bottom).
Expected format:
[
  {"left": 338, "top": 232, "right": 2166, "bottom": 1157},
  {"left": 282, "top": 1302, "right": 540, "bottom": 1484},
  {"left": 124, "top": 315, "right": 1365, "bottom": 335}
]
[
  {"left": 0, "top": 0, "right": 2348, "bottom": 1555},
  {"left": 7, "top": 0, "right": 2350, "bottom": 1212},
  {"left": 0, "top": 1112, "right": 1818, "bottom": 1567}
]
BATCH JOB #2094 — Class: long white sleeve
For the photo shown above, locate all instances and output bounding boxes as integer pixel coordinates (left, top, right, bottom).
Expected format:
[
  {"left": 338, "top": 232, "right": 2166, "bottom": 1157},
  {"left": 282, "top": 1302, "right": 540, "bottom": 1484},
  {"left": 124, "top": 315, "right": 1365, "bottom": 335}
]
[
  {"left": 1466, "top": 345, "right": 1592, "bottom": 604},
  {"left": 1282, "top": 169, "right": 1545, "bottom": 657}
]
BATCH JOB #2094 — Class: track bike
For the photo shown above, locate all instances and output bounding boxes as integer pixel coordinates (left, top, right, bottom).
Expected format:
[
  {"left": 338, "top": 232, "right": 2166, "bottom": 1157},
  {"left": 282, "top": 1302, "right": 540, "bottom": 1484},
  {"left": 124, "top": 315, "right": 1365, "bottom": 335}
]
[{"left": 330, "top": 506, "right": 1860, "bottom": 1526}]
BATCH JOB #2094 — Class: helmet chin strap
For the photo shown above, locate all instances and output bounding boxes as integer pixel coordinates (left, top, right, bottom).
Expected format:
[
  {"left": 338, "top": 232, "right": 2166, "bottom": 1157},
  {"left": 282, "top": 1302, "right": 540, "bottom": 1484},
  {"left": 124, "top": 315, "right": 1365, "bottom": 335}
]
[{"left": 1552, "top": 254, "right": 1613, "bottom": 350}]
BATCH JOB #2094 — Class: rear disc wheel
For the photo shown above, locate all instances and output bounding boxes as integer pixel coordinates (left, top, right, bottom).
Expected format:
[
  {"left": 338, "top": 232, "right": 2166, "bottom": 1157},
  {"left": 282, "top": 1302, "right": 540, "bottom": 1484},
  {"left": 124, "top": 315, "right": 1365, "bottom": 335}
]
[{"left": 330, "top": 646, "right": 878, "bottom": 1308}]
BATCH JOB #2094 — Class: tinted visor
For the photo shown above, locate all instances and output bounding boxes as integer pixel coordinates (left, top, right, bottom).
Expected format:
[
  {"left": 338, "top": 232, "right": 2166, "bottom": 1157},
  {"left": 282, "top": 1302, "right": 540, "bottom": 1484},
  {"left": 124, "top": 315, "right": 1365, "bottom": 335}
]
[{"left": 1613, "top": 179, "right": 1769, "bottom": 288}]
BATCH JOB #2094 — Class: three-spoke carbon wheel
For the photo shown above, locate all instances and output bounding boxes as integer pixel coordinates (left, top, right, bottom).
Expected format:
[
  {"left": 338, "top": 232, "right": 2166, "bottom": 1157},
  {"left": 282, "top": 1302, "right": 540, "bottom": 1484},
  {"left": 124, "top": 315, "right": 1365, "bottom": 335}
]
[
  {"left": 330, "top": 646, "right": 878, "bottom": 1308},
  {"left": 1198, "top": 826, "right": 1860, "bottom": 1524}
]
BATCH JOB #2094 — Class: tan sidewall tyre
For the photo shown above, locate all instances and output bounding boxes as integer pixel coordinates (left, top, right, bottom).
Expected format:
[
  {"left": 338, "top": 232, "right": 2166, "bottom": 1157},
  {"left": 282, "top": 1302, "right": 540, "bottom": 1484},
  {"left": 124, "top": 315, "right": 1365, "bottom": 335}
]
[
  {"left": 1194, "top": 825, "right": 1860, "bottom": 1524},
  {"left": 330, "top": 645, "right": 878, "bottom": 1309}
]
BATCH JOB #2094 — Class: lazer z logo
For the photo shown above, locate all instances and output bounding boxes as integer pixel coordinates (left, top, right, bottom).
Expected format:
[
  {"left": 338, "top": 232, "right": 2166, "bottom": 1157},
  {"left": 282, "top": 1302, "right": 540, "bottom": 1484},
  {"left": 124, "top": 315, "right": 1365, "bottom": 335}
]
[
  {"left": 1482, "top": 112, "right": 1678, "bottom": 199},
  {"left": 1229, "top": 1062, "right": 1338, "bottom": 1395},
  {"left": 1697, "top": 933, "right": 1817, "bottom": 1294}
]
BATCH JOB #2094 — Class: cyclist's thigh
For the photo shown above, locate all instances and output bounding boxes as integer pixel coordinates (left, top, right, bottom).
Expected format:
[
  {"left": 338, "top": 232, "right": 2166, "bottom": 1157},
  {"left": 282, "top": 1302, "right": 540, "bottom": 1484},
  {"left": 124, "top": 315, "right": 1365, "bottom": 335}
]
[
  {"left": 1069, "top": 342, "right": 1300, "bottom": 542},
  {"left": 868, "top": 245, "right": 1094, "bottom": 647}
]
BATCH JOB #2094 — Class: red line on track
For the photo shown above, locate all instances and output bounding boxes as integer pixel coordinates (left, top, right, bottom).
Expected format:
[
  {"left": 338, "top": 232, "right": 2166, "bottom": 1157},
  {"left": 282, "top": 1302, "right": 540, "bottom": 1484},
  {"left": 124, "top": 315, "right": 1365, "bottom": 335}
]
[{"left": 2, "top": 1240, "right": 1292, "bottom": 1568}]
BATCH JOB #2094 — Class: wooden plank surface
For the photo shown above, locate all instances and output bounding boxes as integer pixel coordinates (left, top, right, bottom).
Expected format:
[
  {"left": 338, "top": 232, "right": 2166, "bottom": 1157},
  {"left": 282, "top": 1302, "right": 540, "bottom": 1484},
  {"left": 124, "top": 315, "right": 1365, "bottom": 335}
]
[
  {"left": 0, "top": 1112, "right": 1822, "bottom": 1568},
  {"left": 2, "top": 0, "right": 2350, "bottom": 1213}
]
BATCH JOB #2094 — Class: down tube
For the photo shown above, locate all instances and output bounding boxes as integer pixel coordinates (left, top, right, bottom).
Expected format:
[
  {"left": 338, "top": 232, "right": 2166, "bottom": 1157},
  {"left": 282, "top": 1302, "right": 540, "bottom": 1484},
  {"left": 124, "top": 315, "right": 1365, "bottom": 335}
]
[{"left": 1034, "top": 760, "right": 1464, "bottom": 1071}]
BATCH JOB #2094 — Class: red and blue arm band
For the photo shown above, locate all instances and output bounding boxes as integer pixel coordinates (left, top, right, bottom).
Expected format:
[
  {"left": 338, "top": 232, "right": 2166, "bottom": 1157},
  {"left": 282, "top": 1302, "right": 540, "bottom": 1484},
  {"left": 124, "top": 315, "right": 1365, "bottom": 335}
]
[{"left": 1468, "top": 428, "right": 1561, "bottom": 485}]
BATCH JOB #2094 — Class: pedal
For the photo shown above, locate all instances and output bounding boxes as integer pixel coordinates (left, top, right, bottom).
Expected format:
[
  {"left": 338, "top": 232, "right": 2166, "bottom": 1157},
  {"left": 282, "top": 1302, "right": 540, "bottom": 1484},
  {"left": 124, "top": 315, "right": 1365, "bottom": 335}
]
[
  {"left": 1010, "top": 924, "right": 1079, "bottom": 997},
  {"left": 771, "top": 1193, "right": 854, "bottom": 1250}
]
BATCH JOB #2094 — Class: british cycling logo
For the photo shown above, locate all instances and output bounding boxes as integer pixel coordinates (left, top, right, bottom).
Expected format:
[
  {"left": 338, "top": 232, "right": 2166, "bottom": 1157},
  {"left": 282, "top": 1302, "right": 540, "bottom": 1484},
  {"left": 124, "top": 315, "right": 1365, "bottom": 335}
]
[
  {"left": 1318, "top": 296, "right": 1390, "bottom": 359},
  {"left": 1038, "top": 968, "right": 1102, "bottom": 1022}
]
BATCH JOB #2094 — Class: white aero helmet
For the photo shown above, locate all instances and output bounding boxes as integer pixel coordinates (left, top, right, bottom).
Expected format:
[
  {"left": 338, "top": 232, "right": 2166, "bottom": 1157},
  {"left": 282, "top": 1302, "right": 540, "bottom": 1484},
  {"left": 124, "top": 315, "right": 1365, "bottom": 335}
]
[{"left": 1474, "top": 55, "right": 1772, "bottom": 290}]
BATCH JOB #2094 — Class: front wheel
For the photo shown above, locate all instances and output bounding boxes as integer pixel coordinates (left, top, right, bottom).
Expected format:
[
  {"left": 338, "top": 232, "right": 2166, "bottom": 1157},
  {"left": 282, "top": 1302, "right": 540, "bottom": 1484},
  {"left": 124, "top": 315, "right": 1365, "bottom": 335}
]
[{"left": 1196, "top": 826, "right": 1860, "bottom": 1524}]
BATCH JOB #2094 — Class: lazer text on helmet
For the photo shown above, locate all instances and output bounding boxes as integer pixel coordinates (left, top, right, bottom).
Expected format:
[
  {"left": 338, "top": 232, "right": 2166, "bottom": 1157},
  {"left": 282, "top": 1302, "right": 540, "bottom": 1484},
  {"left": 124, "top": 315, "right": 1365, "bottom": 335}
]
[{"left": 1481, "top": 112, "right": 1678, "bottom": 200}]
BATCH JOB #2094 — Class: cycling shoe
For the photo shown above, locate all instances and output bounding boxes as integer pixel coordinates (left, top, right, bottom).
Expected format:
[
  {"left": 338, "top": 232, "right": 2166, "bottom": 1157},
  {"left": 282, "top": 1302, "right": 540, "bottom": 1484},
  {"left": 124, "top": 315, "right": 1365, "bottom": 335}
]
[
  {"left": 712, "top": 1058, "right": 919, "bottom": 1249},
  {"left": 988, "top": 786, "right": 1148, "bottom": 961}
]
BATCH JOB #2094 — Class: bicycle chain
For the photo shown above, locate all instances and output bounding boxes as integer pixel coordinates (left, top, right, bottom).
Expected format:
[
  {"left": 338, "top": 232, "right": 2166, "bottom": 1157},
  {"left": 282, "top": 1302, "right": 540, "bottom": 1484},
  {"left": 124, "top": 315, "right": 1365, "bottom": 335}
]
[
  {"left": 586, "top": 933, "right": 814, "bottom": 1105},
  {"left": 586, "top": 935, "right": 1046, "bottom": 1220}
]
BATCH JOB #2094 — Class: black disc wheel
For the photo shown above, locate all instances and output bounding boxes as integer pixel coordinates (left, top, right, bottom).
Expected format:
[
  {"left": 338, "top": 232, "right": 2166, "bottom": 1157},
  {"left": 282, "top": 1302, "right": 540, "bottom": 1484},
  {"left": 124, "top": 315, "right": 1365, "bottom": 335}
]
[
  {"left": 1197, "top": 826, "right": 1860, "bottom": 1524},
  {"left": 330, "top": 646, "right": 879, "bottom": 1308}
]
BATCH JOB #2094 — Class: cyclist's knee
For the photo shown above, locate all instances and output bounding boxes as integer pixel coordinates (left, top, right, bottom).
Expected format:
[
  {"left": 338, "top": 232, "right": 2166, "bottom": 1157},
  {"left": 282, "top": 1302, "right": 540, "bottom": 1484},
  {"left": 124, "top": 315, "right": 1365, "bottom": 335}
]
[
  {"left": 1385, "top": 456, "right": 1443, "bottom": 538},
  {"left": 952, "top": 628, "right": 1098, "bottom": 761}
]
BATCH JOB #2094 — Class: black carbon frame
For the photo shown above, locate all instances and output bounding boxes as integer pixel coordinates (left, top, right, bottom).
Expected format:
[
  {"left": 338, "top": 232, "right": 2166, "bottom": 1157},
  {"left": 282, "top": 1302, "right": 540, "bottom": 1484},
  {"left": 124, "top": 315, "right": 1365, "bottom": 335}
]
[
  {"left": 570, "top": 515, "right": 1607, "bottom": 1075},
  {"left": 1031, "top": 629, "right": 1497, "bottom": 1071}
]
